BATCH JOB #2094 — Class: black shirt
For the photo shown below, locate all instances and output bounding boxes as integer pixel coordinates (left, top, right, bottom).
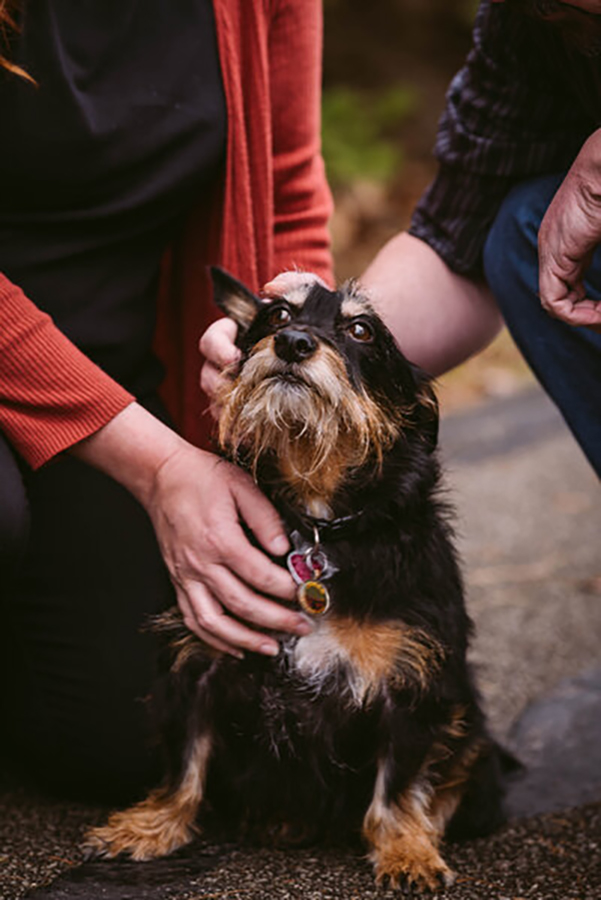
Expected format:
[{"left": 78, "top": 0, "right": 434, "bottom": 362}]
[{"left": 0, "top": 0, "right": 226, "bottom": 396}]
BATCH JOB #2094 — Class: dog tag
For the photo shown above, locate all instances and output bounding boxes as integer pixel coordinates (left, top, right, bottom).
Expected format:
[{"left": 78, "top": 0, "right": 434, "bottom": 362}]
[
  {"left": 287, "top": 548, "right": 331, "bottom": 616},
  {"left": 287, "top": 550, "right": 326, "bottom": 585},
  {"left": 298, "top": 580, "right": 330, "bottom": 616}
]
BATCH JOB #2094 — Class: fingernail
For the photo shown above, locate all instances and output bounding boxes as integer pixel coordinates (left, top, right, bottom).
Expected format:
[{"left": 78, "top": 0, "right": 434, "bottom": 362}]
[
  {"left": 294, "top": 620, "right": 313, "bottom": 636},
  {"left": 271, "top": 535, "right": 289, "bottom": 556},
  {"left": 259, "top": 642, "right": 280, "bottom": 657}
]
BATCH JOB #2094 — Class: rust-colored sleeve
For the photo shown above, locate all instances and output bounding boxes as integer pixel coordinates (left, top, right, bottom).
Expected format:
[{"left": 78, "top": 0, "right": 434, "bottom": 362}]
[
  {"left": 269, "top": 0, "right": 334, "bottom": 285},
  {"left": 0, "top": 273, "right": 134, "bottom": 469}
]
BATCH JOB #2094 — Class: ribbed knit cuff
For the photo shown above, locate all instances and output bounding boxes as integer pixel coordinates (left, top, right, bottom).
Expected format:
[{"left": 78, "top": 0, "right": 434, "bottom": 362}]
[{"left": 0, "top": 277, "right": 135, "bottom": 469}]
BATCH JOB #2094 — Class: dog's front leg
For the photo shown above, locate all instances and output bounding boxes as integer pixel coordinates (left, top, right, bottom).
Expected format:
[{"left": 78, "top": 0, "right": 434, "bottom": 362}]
[
  {"left": 363, "top": 748, "right": 455, "bottom": 893},
  {"left": 84, "top": 731, "right": 212, "bottom": 861}
]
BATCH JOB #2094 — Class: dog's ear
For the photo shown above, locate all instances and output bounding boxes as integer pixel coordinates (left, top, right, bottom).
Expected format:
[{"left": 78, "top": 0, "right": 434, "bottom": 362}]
[
  {"left": 412, "top": 369, "right": 439, "bottom": 453},
  {"left": 210, "top": 266, "right": 262, "bottom": 335}
]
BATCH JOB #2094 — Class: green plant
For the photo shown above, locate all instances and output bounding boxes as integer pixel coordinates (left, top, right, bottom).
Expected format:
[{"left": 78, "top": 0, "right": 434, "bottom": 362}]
[{"left": 321, "top": 83, "right": 416, "bottom": 189}]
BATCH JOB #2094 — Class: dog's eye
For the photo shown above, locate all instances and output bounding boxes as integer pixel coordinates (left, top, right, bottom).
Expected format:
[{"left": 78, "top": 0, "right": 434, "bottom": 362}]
[
  {"left": 347, "top": 320, "right": 374, "bottom": 343},
  {"left": 268, "top": 305, "right": 292, "bottom": 328}
]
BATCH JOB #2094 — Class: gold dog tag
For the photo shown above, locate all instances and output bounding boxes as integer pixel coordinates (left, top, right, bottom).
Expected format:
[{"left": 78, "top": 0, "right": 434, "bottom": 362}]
[{"left": 297, "top": 580, "right": 330, "bottom": 616}]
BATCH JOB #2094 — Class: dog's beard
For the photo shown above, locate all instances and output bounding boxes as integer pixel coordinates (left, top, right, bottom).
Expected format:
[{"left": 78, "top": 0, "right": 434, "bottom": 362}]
[{"left": 217, "top": 339, "right": 402, "bottom": 505}]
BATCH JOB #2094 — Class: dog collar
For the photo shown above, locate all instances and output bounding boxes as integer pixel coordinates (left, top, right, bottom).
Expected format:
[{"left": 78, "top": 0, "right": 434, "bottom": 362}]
[
  {"left": 279, "top": 510, "right": 363, "bottom": 617},
  {"left": 288, "top": 510, "right": 365, "bottom": 544}
]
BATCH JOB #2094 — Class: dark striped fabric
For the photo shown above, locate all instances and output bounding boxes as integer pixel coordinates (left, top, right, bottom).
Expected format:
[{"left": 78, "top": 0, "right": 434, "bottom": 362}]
[{"left": 410, "top": 0, "right": 601, "bottom": 276}]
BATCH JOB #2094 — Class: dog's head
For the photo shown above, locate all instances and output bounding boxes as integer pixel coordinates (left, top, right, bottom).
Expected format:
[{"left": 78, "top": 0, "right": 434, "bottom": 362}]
[{"left": 211, "top": 268, "right": 438, "bottom": 509}]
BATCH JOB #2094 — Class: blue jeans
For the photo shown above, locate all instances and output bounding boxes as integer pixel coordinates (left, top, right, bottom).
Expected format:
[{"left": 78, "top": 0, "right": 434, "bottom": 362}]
[{"left": 483, "top": 174, "right": 601, "bottom": 477}]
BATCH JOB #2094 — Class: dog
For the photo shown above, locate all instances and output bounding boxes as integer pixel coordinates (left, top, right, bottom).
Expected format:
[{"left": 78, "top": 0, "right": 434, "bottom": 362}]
[{"left": 84, "top": 268, "right": 505, "bottom": 891}]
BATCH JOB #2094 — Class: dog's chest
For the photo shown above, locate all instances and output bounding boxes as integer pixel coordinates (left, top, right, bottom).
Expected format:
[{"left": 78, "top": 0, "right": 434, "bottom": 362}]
[{"left": 281, "top": 617, "right": 400, "bottom": 708}]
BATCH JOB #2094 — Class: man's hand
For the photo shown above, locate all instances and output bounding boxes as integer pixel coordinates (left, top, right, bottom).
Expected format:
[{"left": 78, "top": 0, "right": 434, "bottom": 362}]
[{"left": 538, "top": 130, "right": 601, "bottom": 332}]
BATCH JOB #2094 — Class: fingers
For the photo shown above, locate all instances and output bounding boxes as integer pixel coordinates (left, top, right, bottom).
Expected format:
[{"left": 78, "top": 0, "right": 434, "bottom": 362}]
[
  {"left": 545, "top": 294, "right": 601, "bottom": 327},
  {"left": 219, "top": 521, "right": 295, "bottom": 601},
  {"left": 200, "top": 360, "right": 225, "bottom": 413},
  {"left": 263, "top": 270, "right": 326, "bottom": 299},
  {"left": 175, "top": 585, "right": 240, "bottom": 657},
  {"left": 538, "top": 261, "right": 581, "bottom": 317},
  {"left": 199, "top": 318, "right": 241, "bottom": 407},
  {"left": 201, "top": 461, "right": 293, "bottom": 597},
  {"left": 539, "top": 266, "right": 601, "bottom": 328},
  {"left": 199, "top": 317, "right": 240, "bottom": 368},
  {"left": 176, "top": 572, "right": 309, "bottom": 658},
  {"left": 197, "top": 564, "right": 305, "bottom": 636},
  {"left": 230, "top": 468, "right": 290, "bottom": 557},
  {"left": 185, "top": 581, "right": 280, "bottom": 656}
]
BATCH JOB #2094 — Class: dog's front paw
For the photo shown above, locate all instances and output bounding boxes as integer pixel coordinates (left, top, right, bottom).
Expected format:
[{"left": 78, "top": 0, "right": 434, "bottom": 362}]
[
  {"left": 83, "top": 793, "right": 197, "bottom": 861},
  {"left": 371, "top": 846, "right": 455, "bottom": 893}
]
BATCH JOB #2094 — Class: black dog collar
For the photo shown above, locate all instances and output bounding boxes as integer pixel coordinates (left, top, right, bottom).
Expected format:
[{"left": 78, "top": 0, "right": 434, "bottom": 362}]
[{"left": 287, "top": 510, "right": 365, "bottom": 544}]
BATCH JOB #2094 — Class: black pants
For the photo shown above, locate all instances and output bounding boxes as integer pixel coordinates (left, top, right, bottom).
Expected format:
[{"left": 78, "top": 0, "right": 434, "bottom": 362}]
[{"left": 0, "top": 413, "right": 175, "bottom": 803}]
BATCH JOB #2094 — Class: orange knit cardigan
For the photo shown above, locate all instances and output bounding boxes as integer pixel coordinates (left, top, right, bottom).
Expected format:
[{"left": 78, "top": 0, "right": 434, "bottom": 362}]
[{"left": 0, "top": 0, "right": 333, "bottom": 469}]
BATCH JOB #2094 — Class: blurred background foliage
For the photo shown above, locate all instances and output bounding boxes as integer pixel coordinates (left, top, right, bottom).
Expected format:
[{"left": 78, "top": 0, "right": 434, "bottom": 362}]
[
  {"left": 321, "top": 0, "right": 532, "bottom": 411},
  {"left": 321, "top": 84, "right": 415, "bottom": 188}
]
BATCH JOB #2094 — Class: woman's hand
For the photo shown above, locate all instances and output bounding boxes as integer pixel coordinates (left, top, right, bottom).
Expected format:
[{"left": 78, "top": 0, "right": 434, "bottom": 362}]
[
  {"left": 538, "top": 130, "right": 601, "bottom": 332},
  {"left": 71, "top": 403, "right": 308, "bottom": 657},
  {"left": 146, "top": 443, "right": 307, "bottom": 657}
]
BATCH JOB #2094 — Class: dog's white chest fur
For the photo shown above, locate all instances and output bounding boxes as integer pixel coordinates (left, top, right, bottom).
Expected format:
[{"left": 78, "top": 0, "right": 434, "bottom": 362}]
[{"left": 285, "top": 620, "right": 375, "bottom": 707}]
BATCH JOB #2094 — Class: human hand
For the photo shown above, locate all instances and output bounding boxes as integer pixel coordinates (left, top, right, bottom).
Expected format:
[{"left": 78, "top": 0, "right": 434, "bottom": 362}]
[
  {"left": 263, "top": 270, "right": 327, "bottom": 299},
  {"left": 72, "top": 403, "right": 304, "bottom": 657},
  {"left": 199, "top": 316, "right": 240, "bottom": 414},
  {"left": 538, "top": 130, "right": 601, "bottom": 332},
  {"left": 146, "top": 443, "right": 308, "bottom": 657}
]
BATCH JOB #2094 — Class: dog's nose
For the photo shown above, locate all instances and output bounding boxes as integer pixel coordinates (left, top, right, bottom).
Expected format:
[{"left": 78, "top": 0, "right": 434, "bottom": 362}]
[{"left": 274, "top": 328, "right": 317, "bottom": 363}]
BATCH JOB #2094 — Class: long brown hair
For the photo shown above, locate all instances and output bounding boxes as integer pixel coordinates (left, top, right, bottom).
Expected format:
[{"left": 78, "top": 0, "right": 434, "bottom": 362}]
[{"left": 0, "top": 0, "right": 34, "bottom": 81}]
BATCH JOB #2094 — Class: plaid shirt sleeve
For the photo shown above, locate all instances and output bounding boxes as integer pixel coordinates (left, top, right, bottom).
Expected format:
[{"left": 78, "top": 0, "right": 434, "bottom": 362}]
[{"left": 409, "top": 0, "right": 593, "bottom": 276}]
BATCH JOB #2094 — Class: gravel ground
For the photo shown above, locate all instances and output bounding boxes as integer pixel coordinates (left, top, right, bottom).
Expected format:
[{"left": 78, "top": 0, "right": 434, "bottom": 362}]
[
  {"left": 2, "top": 796, "right": 599, "bottom": 900},
  {"left": 1, "top": 386, "right": 599, "bottom": 900}
]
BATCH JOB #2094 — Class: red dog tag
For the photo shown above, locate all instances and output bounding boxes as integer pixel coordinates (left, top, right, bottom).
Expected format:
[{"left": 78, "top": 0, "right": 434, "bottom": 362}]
[
  {"left": 287, "top": 550, "right": 325, "bottom": 584},
  {"left": 287, "top": 552, "right": 314, "bottom": 584}
]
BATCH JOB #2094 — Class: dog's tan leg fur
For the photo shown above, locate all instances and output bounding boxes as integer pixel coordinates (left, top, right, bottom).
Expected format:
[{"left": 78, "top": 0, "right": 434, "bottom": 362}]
[
  {"left": 362, "top": 763, "right": 455, "bottom": 893},
  {"left": 84, "top": 734, "right": 212, "bottom": 861}
]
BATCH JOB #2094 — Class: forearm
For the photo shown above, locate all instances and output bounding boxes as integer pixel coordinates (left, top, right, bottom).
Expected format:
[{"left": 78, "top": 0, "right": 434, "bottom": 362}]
[
  {"left": 361, "top": 232, "right": 503, "bottom": 376},
  {"left": 0, "top": 274, "right": 134, "bottom": 468},
  {"left": 70, "top": 402, "right": 188, "bottom": 508}
]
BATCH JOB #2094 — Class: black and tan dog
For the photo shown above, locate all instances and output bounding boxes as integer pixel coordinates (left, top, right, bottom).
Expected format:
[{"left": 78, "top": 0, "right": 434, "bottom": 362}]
[{"left": 85, "top": 269, "right": 505, "bottom": 891}]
